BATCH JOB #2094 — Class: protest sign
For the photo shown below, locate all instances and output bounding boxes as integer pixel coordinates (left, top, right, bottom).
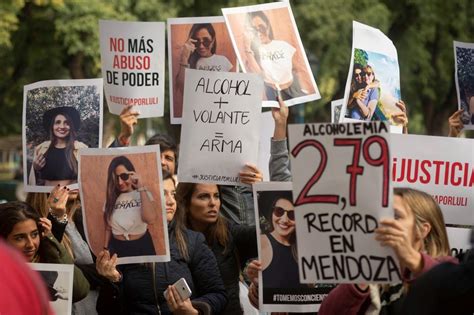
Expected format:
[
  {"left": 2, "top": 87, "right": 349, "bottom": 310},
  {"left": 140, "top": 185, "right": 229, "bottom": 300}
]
[
  {"left": 341, "top": 21, "right": 403, "bottom": 133},
  {"left": 288, "top": 122, "right": 400, "bottom": 284},
  {"left": 222, "top": 2, "right": 320, "bottom": 107},
  {"left": 254, "top": 182, "right": 334, "bottom": 312},
  {"left": 331, "top": 99, "right": 343, "bottom": 123},
  {"left": 78, "top": 145, "right": 170, "bottom": 264},
  {"left": 168, "top": 16, "right": 238, "bottom": 124},
  {"left": 99, "top": 20, "right": 165, "bottom": 118},
  {"left": 178, "top": 68, "right": 263, "bottom": 185},
  {"left": 30, "top": 263, "right": 74, "bottom": 315},
  {"left": 454, "top": 41, "right": 474, "bottom": 130},
  {"left": 22, "top": 79, "right": 103, "bottom": 193},
  {"left": 391, "top": 134, "right": 474, "bottom": 225},
  {"left": 446, "top": 226, "right": 472, "bottom": 258}
]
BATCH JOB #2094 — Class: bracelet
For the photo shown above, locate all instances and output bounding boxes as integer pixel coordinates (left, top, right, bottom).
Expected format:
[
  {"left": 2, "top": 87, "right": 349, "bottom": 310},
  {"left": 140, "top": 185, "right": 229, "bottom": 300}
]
[
  {"left": 137, "top": 186, "right": 147, "bottom": 192},
  {"left": 245, "top": 50, "right": 254, "bottom": 55},
  {"left": 180, "top": 63, "right": 190, "bottom": 68},
  {"left": 138, "top": 186, "right": 155, "bottom": 202},
  {"left": 49, "top": 208, "right": 68, "bottom": 224}
]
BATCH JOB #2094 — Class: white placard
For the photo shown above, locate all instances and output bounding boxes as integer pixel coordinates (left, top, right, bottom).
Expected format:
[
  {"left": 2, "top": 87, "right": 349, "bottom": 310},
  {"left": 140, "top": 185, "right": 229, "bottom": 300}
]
[
  {"left": 453, "top": 41, "right": 474, "bottom": 130},
  {"left": 78, "top": 145, "right": 170, "bottom": 264},
  {"left": 222, "top": 2, "right": 320, "bottom": 107},
  {"left": 178, "top": 69, "right": 263, "bottom": 185},
  {"left": 23, "top": 79, "right": 103, "bottom": 193},
  {"left": 30, "top": 263, "right": 74, "bottom": 315},
  {"left": 446, "top": 226, "right": 472, "bottom": 258},
  {"left": 341, "top": 21, "right": 403, "bottom": 132},
  {"left": 167, "top": 16, "right": 238, "bottom": 124},
  {"left": 288, "top": 122, "right": 400, "bottom": 284},
  {"left": 391, "top": 134, "right": 474, "bottom": 225},
  {"left": 253, "top": 182, "right": 334, "bottom": 312},
  {"left": 99, "top": 20, "right": 165, "bottom": 118}
]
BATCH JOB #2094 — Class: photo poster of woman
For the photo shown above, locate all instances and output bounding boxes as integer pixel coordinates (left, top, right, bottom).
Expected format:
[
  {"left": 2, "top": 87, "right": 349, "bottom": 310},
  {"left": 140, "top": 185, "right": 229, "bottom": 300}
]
[
  {"left": 78, "top": 145, "right": 170, "bottom": 265},
  {"left": 22, "top": 79, "right": 103, "bottom": 193},
  {"left": 30, "top": 263, "right": 74, "bottom": 315},
  {"left": 341, "top": 21, "right": 404, "bottom": 133},
  {"left": 167, "top": 16, "right": 238, "bottom": 124},
  {"left": 454, "top": 40, "right": 474, "bottom": 130},
  {"left": 253, "top": 182, "right": 334, "bottom": 313},
  {"left": 222, "top": 2, "right": 320, "bottom": 107}
]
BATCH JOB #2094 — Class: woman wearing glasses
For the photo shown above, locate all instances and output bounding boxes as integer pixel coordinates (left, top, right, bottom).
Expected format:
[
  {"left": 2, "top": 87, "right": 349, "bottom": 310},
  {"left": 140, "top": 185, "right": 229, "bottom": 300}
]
[
  {"left": 103, "top": 155, "right": 157, "bottom": 258},
  {"left": 350, "top": 64, "right": 379, "bottom": 120},
  {"left": 260, "top": 192, "right": 301, "bottom": 288},
  {"left": 244, "top": 11, "right": 306, "bottom": 101},
  {"left": 175, "top": 24, "right": 234, "bottom": 115}
]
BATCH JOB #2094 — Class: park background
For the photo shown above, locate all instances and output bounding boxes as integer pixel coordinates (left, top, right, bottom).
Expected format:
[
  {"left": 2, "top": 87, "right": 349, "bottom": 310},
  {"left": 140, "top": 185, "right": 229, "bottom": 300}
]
[{"left": 0, "top": 0, "right": 473, "bottom": 199}]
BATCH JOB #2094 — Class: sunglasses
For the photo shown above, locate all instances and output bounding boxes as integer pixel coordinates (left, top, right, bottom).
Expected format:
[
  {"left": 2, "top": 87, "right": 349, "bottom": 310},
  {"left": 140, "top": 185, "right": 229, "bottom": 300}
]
[
  {"left": 365, "top": 72, "right": 374, "bottom": 76},
  {"left": 252, "top": 25, "right": 268, "bottom": 34},
  {"left": 117, "top": 173, "right": 131, "bottom": 181},
  {"left": 273, "top": 206, "right": 295, "bottom": 221},
  {"left": 193, "top": 38, "right": 213, "bottom": 48},
  {"left": 354, "top": 71, "right": 365, "bottom": 78}
]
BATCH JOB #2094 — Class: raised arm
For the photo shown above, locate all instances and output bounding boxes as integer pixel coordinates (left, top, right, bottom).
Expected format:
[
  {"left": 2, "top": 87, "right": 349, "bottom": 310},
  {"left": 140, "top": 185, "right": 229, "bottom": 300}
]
[{"left": 270, "top": 97, "right": 292, "bottom": 182}]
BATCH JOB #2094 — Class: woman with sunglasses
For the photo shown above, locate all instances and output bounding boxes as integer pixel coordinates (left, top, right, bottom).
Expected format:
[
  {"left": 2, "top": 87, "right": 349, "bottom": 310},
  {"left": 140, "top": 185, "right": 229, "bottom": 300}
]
[
  {"left": 103, "top": 155, "right": 157, "bottom": 258},
  {"left": 350, "top": 64, "right": 379, "bottom": 121},
  {"left": 175, "top": 23, "right": 234, "bottom": 116},
  {"left": 244, "top": 11, "right": 306, "bottom": 101}
]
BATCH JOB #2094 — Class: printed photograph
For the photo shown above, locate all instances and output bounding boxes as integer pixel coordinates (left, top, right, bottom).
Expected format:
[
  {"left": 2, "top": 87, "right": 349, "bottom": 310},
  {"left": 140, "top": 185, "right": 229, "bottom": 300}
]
[
  {"left": 168, "top": 17, "right": 238, "bottom": 124},
  {"left": 79, "top": 146, "right": 169, "bottom": 264},
  {"left": 23, "top": 79, "right": 103, "bottom": 193},
  {"left": 454, "top": 42, "right": 474, "bottom": 129},
  {"left": 345, "top": 48, "right": 402, "bottom": 123},
  {"left": 223, "top": 2, "right": 320, "bottom": 107},
  {"left": 31, "top": 263, "right": 74, "bottom": 315},
  {"left": 254, "top": 182, "right": 333, "bottom": 312}
]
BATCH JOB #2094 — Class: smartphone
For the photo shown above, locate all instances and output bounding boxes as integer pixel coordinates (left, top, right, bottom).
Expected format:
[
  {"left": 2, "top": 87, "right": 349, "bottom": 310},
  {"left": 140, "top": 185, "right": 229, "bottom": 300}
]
[{"left": 164, "top": 278, "right": 192, "bottom": 301}]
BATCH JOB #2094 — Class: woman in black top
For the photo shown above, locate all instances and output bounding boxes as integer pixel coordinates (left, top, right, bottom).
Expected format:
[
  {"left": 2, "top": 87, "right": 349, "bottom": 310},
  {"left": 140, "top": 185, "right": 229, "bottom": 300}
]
[{"left": 29, "top": 106, "right": 88, "bottom": 186}]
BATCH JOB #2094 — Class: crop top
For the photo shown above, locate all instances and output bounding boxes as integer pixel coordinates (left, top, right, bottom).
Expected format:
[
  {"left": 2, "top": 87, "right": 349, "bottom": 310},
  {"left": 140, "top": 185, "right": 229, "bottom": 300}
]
[
  {"left": 40, "top": 147, "right": 76, "bottom": 180},
  {"left": 109, "top": 190, "right": 147, "bottom": 240}
]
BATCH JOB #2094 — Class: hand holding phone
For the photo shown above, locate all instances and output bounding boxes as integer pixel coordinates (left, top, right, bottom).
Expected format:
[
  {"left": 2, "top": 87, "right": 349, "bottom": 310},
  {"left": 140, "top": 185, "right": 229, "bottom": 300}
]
[{"left": 164, "top": 278, "right": 192, "bottom": 301}]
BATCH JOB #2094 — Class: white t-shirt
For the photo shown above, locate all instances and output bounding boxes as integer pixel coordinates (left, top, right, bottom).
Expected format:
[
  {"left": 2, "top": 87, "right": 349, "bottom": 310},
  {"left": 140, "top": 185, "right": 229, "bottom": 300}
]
[
  {"left": 258, "top": 40, "right": 296, "bottom": 85},
  {"left": 110, "top": 190, "right": 147, "bottom": 240},
  {"left": 196, "top": 54, "right": 233, "bottom": 72}
]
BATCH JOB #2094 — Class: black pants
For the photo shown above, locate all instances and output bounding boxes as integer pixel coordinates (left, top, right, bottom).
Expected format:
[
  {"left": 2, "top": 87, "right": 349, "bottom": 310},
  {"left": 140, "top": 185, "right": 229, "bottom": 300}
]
[{"left": 109, "top": 229, "right": 156, "bottom": 258}]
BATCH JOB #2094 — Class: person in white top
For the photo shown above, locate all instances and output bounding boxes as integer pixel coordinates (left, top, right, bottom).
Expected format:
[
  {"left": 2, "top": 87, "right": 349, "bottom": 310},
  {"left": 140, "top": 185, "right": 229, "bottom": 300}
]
[
  {"left": 103, "top": 155, "right": 157, "bottom": 258},
  {"left": 243, "top": 11, "right": 307, "bottom": 101},
  {"left": 175, "top": 23, "right": 234, "bottom": 117}
]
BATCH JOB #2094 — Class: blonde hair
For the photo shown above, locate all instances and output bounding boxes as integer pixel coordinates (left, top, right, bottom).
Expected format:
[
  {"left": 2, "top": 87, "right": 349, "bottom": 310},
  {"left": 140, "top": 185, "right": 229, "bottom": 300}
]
[
  {"left": 394, "top": 188, "right": 450, "bottom": 258},
  {"left": 26, "top": 192, "right": 77, "bottom": 259}
]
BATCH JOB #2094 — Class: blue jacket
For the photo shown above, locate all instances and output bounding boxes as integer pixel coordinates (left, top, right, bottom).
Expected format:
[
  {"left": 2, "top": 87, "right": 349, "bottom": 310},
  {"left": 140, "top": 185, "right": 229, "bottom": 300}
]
[{"left": 97, "top": 221, "right": 227, "bottom": 314}]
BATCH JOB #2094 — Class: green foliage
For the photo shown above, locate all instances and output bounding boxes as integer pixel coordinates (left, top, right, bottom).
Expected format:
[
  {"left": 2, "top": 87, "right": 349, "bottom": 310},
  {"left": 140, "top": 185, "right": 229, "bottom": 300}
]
[
  {"left": 354, "top": 49, "right": 368, "bottom": 67},
  {"left": 0, "top": 0, "right": 474, "bottom": 138}
]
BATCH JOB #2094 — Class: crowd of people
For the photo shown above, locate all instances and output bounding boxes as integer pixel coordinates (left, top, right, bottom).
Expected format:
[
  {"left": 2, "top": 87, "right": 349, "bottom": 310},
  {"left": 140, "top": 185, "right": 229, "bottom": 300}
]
[{"left": 0, "top": 90, "right": 473, "bottom": 315}]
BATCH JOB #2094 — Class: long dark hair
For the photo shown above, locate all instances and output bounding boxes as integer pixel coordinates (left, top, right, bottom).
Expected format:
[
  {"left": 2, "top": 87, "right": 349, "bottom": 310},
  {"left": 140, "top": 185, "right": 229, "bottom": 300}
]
[
  {"left": 104, "top": 156, "right": 136, "bottom": 225},
  {"left": 175, "top": 182, "right": 229, "bottom": 252},
  {"left": 246, "top": 11, "right": 274, "bottom": 64},
  {"left": 187, "top": 23, "right": 217, "bottom": 69},
  {"left": 268, "top": 193, "right": 297, "bottom": 262},
  {"left": 47, "top": 112, "right": 79, "bottom": 175},
  {"left": 0, "top": 202, "right": 40, "bottom": 239},
  {"left": 162, "top": 171, "right": 189, "bottom": 260}
]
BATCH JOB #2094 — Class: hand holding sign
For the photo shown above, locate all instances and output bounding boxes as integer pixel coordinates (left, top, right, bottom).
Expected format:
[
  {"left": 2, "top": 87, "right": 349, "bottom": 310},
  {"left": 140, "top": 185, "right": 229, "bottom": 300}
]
[
  {"left": 375, "top": 218, "right": 423, "bottom": 274},
  {"left": 289, "top": 122, "right": 399, "bottom": 284}
]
